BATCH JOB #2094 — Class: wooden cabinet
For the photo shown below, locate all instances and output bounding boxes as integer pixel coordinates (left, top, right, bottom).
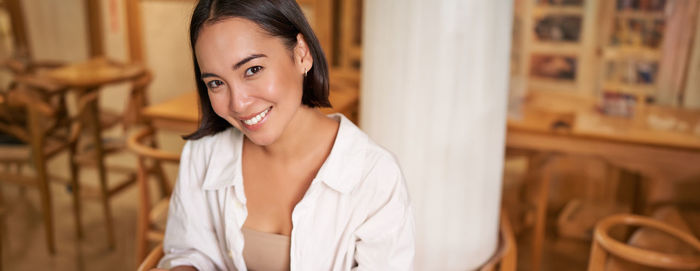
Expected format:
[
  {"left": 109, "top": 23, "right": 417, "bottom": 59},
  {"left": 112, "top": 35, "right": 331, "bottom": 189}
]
[
  {"left": 514, "top": 0, "right": 700, "bottom": 108},
  {"left": 518, "top": 0, "right": 597, "bottom": 96}
]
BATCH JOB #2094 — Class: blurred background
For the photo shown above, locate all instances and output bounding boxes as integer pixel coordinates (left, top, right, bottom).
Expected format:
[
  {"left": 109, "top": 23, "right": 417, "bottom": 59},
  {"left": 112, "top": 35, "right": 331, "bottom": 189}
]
[{"left": 0, "top": 0, "right": 698, "bottom": 270}]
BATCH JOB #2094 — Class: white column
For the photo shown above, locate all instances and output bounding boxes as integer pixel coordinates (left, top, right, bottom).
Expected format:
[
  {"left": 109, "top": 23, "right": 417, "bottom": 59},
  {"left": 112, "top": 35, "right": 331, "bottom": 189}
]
[{"left": 361, "top": 1, "right": 513, "bottom": 269}]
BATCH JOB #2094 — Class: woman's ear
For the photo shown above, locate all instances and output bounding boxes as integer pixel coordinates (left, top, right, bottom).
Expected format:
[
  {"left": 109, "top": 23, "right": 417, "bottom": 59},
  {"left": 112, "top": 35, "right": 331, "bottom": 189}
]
[{"left": 295, "top": 33, "right": 313, "bottom": 74}]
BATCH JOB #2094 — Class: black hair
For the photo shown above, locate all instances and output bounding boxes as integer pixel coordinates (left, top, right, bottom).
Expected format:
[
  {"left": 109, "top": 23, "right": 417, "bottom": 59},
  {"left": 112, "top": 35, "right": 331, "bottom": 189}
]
[{"left": 184, "top": 0, "right": 331, "bottom": 140}]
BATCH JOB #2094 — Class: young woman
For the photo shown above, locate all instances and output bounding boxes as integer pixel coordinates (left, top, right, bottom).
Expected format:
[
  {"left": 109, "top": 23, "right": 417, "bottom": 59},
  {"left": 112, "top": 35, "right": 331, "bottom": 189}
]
[{"left": 157, "top": 0, "right": 414, "bottom": 270}]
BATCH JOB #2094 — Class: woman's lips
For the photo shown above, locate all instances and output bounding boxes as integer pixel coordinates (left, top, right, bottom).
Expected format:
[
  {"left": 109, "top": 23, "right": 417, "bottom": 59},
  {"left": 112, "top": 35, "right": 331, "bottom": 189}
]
[{"left": 239, "top": 106, "right": 272, "bottom": 131}]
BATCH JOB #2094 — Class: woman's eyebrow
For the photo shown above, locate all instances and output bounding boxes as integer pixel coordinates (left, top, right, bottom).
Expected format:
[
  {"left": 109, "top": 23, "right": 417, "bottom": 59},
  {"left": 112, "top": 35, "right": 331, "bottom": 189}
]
[
  {"left": 200, "top": 54, "right": 267, "bottom": 78},
  {"left": 233, "top": 54, "right": 267, "bottom": 70},
  {"left": 201, "top": 72, "right": 219, "bottom": 79}
]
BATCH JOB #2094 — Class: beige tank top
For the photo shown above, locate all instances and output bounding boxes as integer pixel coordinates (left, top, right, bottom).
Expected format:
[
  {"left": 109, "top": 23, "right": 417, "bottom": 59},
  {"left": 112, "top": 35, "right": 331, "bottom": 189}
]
[{"left": 241, "top": 227, "right": 291, "bottom": 271}]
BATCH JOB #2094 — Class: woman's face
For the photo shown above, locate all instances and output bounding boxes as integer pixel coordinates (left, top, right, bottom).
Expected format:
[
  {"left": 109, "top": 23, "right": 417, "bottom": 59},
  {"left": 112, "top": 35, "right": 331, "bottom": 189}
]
[{"left": 195, "top": 18, "right": 312, "bottom": 146}]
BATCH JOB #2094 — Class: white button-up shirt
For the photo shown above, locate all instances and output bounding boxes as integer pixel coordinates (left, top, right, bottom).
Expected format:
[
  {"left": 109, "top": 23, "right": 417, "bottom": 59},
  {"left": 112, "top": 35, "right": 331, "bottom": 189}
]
[{"left": 158, "top": 114, "right": 414, "bottom": 271}]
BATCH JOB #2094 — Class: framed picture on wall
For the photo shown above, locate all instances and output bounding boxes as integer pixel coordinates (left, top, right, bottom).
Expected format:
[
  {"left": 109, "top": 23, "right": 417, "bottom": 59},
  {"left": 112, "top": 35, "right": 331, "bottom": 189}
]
[
  {"left": 530, "top": 54, "right": 578, "bottom": 81},
  {"left": 534, "top": 15, "right": 583, "bottom": 42}
]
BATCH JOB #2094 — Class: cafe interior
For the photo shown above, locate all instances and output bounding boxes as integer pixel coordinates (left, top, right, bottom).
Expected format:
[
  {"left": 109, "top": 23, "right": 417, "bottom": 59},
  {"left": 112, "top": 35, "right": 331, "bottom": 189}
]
[{"left": 0, "top": 0, "right": 699, "bottom": 270}]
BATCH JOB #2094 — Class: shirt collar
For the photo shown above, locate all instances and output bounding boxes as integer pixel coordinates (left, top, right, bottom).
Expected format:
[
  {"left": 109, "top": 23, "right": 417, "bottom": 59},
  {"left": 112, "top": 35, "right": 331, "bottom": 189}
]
[
  {"left": 201, "top": 113, "right": 366, "bottom": 194},
  {"left": 315, "top": 113, "right": 366, "bottom": 194}
]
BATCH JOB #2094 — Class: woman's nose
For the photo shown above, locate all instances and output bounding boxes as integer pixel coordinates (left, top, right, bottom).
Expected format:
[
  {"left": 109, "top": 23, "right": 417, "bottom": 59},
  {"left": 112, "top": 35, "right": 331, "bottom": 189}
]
[{"left": 229, "top": 85, "right": 254, "bottom": 113}]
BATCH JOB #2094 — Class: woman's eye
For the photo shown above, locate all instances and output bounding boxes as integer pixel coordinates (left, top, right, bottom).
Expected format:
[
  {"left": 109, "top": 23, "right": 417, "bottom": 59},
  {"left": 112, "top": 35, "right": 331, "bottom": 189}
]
[
  {"left": 245, "top": 66, "right": 263, "bottom": 77},
  {"left": 206, "top": 80, "right": 224, "bottom": 89}
]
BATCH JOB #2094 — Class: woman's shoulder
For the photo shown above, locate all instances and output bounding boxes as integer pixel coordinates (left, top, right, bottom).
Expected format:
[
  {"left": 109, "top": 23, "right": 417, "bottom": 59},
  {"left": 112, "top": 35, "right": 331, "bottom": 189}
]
[
  {"left": 340, "top": 117, "right": 400, "bottom": 171},
  {"left": 334, "top": 116, "right": 405, "bottom": 194},
  {"left": 361, "top": 138, "right": 405, "bottom": 186},
  {"left": 348, "top": 130, "right": 411, "bottom": 213}
]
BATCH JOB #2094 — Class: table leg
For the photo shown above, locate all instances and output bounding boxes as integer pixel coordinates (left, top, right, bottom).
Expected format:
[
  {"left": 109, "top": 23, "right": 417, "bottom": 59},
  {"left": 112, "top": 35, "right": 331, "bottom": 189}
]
[
  {"left": 527, "top": 153, "right": 557, "bottom": 271},
  {"left": 626, "top": 171, "right": 646, "bottom": 216},
  {"left": 28, "top": 107, "right": 55, "bottom": 254},
  {"left": 83, "top": 91, "right": 115, "bottom": 249},
  {"left": 135, "top": 156, "right": 150, "bottom": 262},
  {"left": 69, "top": 140, "right": 83, "bottom": 240}
]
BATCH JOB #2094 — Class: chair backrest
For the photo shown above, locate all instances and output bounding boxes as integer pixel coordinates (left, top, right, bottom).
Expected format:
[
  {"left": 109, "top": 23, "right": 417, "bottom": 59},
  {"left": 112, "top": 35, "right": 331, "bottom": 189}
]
[
  {"left": 127, "top": 127, "right": 180, "bottom": 164},
  {"left": 136, "top": 243, "right": 164, "bottom": 271},
  {"left": 588, "top": 214, "right": 700, "bottom": 271},
  {"left": 1, "top": 83, "right": 77, "bottom": 143},
  {"left": 122, "top": 70, "right": 154, "bottom": 131},
  {"left": 0, "top": 57, "right": 76, "bottom": 142},
  {"left": 128, "top": 127, "right": 179, "bottom": 261}
]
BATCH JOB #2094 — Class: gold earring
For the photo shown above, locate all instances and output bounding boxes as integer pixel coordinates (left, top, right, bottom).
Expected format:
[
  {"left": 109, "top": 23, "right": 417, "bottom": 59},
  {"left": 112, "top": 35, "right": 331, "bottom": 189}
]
[{"left": 304, "top": 68, "right": 308, "bottom": 77}]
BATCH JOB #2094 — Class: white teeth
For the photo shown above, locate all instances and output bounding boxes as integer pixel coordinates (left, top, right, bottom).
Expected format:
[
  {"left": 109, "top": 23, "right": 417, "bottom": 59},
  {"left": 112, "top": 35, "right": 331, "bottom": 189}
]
[{"left": 242, "top": 107, "right": 270, "bottom": 126}]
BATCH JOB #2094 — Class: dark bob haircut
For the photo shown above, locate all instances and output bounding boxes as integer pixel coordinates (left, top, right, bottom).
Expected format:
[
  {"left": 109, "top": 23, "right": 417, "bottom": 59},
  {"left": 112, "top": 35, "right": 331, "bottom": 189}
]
[{"left": 184, "top": 0, "right": 331, "bottom": 140}]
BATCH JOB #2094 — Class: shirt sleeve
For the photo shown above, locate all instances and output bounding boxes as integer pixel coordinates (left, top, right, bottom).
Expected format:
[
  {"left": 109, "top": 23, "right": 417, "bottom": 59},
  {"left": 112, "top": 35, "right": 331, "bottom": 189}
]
[
  {"left": 157, "top": 141, "right": 221, "bottom": 271},
  {"left": 352, "top": 158, "right": 415, "bottom": 271}
]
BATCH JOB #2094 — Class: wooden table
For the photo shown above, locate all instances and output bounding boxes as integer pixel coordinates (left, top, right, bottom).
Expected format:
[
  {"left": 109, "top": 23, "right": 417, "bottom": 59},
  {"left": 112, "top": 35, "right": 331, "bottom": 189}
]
[
  {"left": 506, "top": 91, "right": 700, "bottom": 271},
  {"left": 508, "top": 91, "right": 700, "bottom": 181},
  {"left": 142, "top": 91, "right": 200, "bottom": 132}
]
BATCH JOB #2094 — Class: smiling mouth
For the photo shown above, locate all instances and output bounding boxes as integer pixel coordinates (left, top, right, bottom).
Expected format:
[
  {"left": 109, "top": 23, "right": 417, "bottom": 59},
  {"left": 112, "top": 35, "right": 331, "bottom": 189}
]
[{"left": 240, "top": 106, "right": 272, "bottom": 126}]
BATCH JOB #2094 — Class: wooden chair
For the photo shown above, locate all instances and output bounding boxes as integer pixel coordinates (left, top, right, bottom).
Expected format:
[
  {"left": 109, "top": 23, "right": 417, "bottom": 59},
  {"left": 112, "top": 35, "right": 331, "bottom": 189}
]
[
  {"left": 504, "top": 151, "right": 635, "bottom": 271},
  {"left": 137, "top": 243, "right": 164, "bottom": 271},
  {"left": 479, "top": 209, "right": 517, "bottom": 271},
  {"left": 588, "top": 213, "right": 700, "bottom": 271},
  {"left": 0, "top": 81, "right": 81, "bottom": 254},
  {"left": 127, "top": 127, "right": 178, "bottom": 262}
]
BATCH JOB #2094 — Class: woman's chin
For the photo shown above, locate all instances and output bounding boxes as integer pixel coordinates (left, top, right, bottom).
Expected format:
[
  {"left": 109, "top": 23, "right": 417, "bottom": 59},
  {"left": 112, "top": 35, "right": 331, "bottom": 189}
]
[{"left": 245, "top": 133, "right": 277, "bottom": 146}]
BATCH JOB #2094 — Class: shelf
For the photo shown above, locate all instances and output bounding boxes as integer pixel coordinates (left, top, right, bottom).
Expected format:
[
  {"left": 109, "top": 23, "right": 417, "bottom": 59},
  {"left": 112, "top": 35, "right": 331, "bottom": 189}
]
[
  {"left": 531, "top": 42, "right": 582, "bottom": 55},
  {"left": 603, "top": 47, "right": 661, "bottom": 61},
  {"left": 529, "top": 78, "right": 578, "bottom": 93},
  {"left": 616, "top": 10, "right": 666, "bottom": 20},
  {"left": 602, "top": 82, "right": 656, "bottom": 97},
  {"left": 533, "top": 6, "right": 584, "bottom": 16}
]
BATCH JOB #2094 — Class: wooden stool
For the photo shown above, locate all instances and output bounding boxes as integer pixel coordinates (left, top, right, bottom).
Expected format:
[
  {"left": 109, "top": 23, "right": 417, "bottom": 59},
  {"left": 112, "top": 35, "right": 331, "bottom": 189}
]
[
  {"left": 588, "top": 213, "right": 700, "bottom": 271},
  {"left": 127, "top": 127, "right": 178, "bottom": 262}
]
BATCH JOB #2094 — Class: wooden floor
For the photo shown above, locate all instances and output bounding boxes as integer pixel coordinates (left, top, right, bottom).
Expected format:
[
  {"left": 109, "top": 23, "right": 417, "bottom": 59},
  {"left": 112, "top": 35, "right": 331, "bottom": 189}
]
[{"left": 1, "top": 130, "right": 183, "bottom": 271}]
